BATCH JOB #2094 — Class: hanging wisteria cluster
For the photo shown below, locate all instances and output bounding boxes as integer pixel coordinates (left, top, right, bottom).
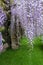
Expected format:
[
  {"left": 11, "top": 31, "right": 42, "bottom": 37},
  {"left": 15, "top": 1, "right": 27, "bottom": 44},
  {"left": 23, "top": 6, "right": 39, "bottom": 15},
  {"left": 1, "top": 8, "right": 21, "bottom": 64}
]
[
  {"left": 0, "top": 7, "right": 7, "bottom": 26},
  {"left": 12, "top": 0, "right": 43, "bottom": 40},
  {"left": 0, "top": 7, "right": 7, "bottom": 52},
  {"left": 0, "top": 0, "right": 43, "bottom": 51}
]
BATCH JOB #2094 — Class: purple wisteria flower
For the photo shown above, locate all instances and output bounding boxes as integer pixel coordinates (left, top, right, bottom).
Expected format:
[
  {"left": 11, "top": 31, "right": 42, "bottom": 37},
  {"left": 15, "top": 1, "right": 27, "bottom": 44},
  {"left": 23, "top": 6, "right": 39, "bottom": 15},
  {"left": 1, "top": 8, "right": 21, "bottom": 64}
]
[
  {"left": 0, "top": 7, "right": 7, "bottom": 52},
  {"left": 0, "top": 7, "right": 7, "bottom": 26},
  {"left": 0, "top": 32, "right": 3, "bottom": 52}
]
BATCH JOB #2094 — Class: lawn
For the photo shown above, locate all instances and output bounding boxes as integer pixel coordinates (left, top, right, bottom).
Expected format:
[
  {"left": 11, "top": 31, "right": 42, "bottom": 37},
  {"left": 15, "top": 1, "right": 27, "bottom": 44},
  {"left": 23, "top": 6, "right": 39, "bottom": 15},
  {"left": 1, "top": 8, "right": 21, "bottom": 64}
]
[{"left": 0, "top": 36, "right": 43, "bottom": 65}]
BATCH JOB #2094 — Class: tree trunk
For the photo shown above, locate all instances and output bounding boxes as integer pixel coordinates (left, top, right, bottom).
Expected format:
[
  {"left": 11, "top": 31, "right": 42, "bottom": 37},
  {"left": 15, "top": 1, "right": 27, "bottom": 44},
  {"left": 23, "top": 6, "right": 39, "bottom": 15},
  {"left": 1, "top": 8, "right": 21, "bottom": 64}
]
[{"left": 10, "top": 1, "right": 19, "bottom": 49}]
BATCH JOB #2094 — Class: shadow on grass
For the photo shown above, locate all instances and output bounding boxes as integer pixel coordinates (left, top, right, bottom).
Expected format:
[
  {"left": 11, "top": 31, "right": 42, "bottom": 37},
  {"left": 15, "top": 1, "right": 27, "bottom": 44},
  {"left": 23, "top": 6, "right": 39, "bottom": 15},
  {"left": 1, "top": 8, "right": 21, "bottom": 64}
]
[
  {"left": 38, "top": 44, "right": 43, "bottom": 51},
  {"left": 34, "top": 43, "right": 43, "bottom": 51}
]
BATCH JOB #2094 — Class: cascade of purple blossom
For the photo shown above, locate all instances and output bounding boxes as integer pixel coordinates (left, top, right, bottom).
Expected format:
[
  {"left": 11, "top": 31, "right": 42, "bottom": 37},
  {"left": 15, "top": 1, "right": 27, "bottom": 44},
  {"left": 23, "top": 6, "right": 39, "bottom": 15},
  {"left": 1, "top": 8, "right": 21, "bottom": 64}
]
[
  {"left": 0, "top": 7, "right": 7, "bottom": 52},
  {"left": 13, "top": 0, "right": 34, "bottom": 45},
  {"left": 13, "top": 0, "right": 43, "bottom": 46},
  {"left": 10, "top": 0, "right": 43, "bottom": 49},
  {"left": 0, "top": 7, "right": 7, "bottom": 26}
]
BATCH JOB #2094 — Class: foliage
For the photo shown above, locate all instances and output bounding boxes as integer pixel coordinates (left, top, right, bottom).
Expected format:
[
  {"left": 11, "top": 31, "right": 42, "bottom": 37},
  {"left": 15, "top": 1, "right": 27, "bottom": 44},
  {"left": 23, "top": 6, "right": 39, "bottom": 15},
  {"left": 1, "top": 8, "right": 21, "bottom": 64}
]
[
  {"left": 32, "top": 35, "right": 43, "bottom": 45},
  {"left": 0, "top": 27, "right": 5, "bottom": 32},
  {"left": 20, "top": 36, "right": 30, "bottom": 45}
]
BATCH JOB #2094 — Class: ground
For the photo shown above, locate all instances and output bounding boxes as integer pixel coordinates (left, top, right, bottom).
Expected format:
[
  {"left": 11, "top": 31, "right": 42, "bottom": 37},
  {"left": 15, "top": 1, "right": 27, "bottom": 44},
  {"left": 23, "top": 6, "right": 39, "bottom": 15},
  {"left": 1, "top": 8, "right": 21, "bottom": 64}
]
[{"left": 0, "top": 36, "right": 43, "bottom": 65}]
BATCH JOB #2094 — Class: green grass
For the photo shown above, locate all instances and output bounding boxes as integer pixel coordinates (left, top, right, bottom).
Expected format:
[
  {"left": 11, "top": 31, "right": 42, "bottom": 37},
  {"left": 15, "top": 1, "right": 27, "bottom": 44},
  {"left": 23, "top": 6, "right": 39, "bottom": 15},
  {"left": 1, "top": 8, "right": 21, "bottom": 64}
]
[{"left": 0, "top": 36, "right": 43, "bottom": 65}]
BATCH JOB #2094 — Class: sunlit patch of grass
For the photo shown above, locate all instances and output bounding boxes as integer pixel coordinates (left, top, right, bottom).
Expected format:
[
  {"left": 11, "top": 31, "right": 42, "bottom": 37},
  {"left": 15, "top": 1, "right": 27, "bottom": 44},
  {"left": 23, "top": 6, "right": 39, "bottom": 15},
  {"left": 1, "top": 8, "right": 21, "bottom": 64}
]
[{"left": 19, "top": 36, "right": 30, "bottom": 45}]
